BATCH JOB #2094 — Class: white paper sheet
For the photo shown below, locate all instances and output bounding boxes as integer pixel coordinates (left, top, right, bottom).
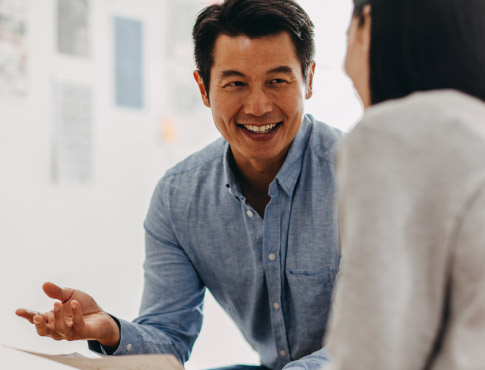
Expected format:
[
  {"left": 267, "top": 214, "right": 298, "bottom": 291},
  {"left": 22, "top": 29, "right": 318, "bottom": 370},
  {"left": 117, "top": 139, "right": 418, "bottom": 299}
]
[
  {"left": 51, "top": 80, "right": 93, "bottom": 183},
  {"left": 57, "top": 0, "right": 90, "bottom": 57},
  {"left": 5, "top": 345, "right": 184, "bottom": 370},
  {"left": 0, "top": 0, "right": 29, "bottom": 98}
]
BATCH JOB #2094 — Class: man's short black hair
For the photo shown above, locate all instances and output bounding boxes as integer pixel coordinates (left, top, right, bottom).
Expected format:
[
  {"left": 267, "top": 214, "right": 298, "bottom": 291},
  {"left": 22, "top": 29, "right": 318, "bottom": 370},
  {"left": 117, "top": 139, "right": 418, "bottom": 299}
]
[
  {"left": 192, "top": 0, "right": 315, "bottom": 94},
  {"left": 353, "top": 0, "right": 485, "bottom": 104}
]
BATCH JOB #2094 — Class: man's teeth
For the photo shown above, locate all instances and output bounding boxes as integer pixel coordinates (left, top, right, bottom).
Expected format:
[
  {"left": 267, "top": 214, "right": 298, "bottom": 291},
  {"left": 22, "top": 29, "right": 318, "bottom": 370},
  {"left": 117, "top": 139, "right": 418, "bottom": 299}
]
[{"left": 243, "top": 123, "right": 278, "bottom": 133}]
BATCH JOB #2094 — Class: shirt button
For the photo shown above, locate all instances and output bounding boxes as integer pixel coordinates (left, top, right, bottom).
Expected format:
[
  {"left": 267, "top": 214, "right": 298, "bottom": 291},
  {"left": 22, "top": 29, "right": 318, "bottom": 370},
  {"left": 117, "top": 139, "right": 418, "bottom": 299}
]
[
  {"left": 227, "top": 188, "right": 233, "bottom": 195},
  {"left": 279, "top": 350, "right": 287, "bottom": 357},
  {"left": 273, "top": 302, "right": 280, "bottom": 310},
  {"left": 246, "top": 210, "right": 254, "bottom": 218},
  {"left": 268, "top": 253, "right": 276, "bottom": 261},
  {"left": 126, "top": 344, "right": 132, "bottom": 352}
]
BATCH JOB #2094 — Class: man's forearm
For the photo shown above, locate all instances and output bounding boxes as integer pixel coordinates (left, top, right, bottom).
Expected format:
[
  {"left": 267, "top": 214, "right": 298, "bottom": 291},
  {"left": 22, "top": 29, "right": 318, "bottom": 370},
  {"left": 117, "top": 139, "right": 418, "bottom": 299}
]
[{"left": 88, "top": 316, "right": 191, "bottom": 364}]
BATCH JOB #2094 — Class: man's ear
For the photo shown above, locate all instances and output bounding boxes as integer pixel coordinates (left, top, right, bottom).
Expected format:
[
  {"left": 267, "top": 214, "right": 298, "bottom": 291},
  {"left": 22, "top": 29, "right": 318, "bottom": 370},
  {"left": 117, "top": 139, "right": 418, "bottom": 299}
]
[
  {"left": 194, "top": 70, "right": 211, "bottom": 107},
  {"left": 305, "top": 61, "right": 316, "bottom": 99}
]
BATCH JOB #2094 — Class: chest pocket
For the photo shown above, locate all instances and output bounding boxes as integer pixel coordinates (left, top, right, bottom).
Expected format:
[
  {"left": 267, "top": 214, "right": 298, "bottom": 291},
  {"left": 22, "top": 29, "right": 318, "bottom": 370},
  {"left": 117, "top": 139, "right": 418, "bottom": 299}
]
[{"left": 286, "top": 267, "right": 338, "bottom": 321}]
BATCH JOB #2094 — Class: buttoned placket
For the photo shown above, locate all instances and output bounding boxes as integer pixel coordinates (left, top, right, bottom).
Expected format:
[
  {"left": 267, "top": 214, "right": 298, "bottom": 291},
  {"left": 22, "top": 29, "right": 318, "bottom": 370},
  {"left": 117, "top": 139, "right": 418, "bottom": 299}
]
[
  {"left": 227, "top": 178, "right": 291, "bottom": 366},
  {"left": 263, "top": 181, "right": 291, "bottom": 367}
]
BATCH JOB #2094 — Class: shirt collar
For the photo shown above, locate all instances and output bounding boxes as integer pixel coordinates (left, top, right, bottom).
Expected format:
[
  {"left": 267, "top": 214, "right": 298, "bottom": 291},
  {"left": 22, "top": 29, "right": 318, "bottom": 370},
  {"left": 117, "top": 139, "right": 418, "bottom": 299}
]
[
  {"left": 223, "top": 115, "right": 312, "bottom": 198},
  {"left": 273, "top": 115, "right": 311, "bottom": 196},
  {"left": 223, "top": 143, "right": 244, "bottom": 199}
]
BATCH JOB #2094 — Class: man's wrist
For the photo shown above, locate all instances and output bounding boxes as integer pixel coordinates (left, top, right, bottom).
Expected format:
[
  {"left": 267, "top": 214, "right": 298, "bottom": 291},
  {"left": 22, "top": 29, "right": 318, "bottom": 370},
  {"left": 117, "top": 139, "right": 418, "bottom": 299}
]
[{"left": 98, "top": 313, "right": 121, "bottom": 350}]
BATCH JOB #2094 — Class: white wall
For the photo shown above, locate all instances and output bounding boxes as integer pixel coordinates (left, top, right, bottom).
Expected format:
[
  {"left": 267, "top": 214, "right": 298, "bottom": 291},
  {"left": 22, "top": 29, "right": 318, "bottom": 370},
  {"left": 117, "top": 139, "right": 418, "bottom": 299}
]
[{"left": 0, "top": 0, "right": 361, "bottom": 369}]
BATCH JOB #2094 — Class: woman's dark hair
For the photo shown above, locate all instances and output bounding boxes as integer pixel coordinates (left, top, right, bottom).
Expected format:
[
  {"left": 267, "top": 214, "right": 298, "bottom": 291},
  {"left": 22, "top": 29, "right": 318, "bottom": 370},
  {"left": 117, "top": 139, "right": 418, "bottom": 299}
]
[
  {"left": 192, "top": 0, "right": 315, "bottom": 94},
  {"left": 352, "top": 0, "right": 370, "bottom": 22},
  {"left": 353, "top": 0, "right": 485, "bottom": 104}
]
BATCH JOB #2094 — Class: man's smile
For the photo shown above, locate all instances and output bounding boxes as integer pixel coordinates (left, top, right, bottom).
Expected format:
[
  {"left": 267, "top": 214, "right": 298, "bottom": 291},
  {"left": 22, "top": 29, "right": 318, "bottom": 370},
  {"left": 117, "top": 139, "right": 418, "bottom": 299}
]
[{"left": 238, "top": 121, "right": 283, "bottom": 134}]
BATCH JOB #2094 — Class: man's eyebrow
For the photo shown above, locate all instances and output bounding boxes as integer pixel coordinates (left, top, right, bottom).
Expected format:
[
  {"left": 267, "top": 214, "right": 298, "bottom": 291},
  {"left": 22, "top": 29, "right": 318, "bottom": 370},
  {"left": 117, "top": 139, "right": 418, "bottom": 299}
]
[
  {"left": 220, "top": 70, "right": 246, "bottom": 78},
  {"left": 267, "top": 66, "right": 295, "bottom": 75}
]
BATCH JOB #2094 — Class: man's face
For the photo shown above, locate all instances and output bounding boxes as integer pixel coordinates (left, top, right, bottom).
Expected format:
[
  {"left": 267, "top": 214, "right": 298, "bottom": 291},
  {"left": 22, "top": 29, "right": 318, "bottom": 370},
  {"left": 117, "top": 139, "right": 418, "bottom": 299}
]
[{"left": 194, "top": 32, "right": 314, "bottom": 167}]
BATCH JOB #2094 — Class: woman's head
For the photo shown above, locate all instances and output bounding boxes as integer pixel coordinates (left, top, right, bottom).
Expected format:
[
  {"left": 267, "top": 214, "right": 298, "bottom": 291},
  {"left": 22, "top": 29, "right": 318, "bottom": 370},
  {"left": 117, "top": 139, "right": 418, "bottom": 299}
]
[{"left": 346, "top": 0, "right": 485, "bottom": 107}]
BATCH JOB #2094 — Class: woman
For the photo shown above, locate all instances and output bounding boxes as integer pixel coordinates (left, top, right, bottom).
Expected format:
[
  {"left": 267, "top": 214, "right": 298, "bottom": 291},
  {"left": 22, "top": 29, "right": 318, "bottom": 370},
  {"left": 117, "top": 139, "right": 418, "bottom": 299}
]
[{"left": 325, "top": 0, "right": 485, "bottom": 369}]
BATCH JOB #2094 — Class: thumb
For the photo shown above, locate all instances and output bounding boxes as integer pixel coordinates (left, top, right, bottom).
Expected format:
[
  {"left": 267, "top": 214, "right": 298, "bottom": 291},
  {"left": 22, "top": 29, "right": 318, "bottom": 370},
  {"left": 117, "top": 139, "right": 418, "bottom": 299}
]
[{"left": 42, "top": 282, "right": 74, "bottom": 303}]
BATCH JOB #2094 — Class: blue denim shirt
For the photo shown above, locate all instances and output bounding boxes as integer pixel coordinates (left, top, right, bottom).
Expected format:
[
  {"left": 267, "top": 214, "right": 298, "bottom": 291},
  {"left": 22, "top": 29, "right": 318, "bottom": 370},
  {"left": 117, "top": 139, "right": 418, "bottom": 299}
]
[{"left": 89, "top": 114, "right": 342, "bottom": 369}]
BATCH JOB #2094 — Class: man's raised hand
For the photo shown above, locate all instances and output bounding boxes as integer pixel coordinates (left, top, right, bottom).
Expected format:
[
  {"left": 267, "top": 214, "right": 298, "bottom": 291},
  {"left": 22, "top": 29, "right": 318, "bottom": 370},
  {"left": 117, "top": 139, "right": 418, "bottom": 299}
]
[{"left": 16, "top": 282, "right": 120, "bottom": 348}]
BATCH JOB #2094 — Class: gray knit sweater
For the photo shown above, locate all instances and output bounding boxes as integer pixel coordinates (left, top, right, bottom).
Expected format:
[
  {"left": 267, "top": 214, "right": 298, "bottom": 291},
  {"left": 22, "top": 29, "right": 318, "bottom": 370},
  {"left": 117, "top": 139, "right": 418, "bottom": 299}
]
[{"left": 326, "top": 90, "right": 485, "bottom": 370}]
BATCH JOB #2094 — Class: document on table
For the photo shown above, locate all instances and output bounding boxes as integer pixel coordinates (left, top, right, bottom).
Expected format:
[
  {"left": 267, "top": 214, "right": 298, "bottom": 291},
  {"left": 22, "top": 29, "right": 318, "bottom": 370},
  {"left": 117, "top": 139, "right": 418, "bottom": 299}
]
[{"left": 5, "top": 345, "right": 184, "bottom": 370}]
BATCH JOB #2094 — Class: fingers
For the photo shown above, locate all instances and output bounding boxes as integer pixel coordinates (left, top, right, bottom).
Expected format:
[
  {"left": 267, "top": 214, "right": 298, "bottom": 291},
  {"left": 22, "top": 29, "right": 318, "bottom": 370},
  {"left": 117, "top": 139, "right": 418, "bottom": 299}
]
[
  {"left": 15, "top": 308, "right": 40, "bottom": 324},
  {"left": 51, "top": 300, "right": 87, "bottom": 340},
  {"left": 33, "top": 314, "right": 50, "bottom": 337},
  {"left": 17, "top": 294, "right": 87, "bottom": 341},
  {"left": 52, "top": 300, "right": 86, "bottom": 341},
  {"left": 33, "top": 313, "right": 64, "bottom": 341},
  {"left": 71, "top": 300, "right": 86, "bottom": 335},
  {"left": 42, "top": 282, "right": 74, "bottom": 303},
  {"left": 54, "top": 302, "right": 66, "bottom": 334}
]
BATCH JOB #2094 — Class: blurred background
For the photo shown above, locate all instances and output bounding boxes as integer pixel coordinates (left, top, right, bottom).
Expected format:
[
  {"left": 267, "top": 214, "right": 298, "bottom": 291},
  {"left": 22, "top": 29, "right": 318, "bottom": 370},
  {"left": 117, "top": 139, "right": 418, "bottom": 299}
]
[{"left": 0, "top": 0, "right": 362, "bottom": 368}]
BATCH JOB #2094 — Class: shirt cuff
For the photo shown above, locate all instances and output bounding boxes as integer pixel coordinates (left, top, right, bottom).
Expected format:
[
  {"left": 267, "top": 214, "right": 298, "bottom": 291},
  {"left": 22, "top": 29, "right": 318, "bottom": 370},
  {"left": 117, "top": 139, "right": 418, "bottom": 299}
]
[{"left": 88, "top": 315, "right": 141, "bottom": 356}]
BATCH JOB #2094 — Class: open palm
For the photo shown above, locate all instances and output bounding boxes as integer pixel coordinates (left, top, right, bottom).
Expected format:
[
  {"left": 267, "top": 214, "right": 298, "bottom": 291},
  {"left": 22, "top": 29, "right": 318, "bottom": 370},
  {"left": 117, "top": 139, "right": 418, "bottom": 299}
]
[{"left": 16, "top": 282, "right": 119, "bottom": 347}]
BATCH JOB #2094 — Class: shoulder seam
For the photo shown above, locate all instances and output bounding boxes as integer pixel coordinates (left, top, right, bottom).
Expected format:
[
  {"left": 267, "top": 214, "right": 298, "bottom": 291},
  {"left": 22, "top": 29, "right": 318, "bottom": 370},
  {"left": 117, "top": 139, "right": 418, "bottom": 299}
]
[{"left": 309, "top": 144, "right": 336, "bottom": 166}]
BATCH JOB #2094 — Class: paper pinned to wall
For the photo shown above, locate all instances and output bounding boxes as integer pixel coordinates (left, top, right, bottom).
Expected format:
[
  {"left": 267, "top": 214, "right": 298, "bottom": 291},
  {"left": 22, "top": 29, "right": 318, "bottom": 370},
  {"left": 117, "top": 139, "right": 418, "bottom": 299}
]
[
  {"left": 0, "top": 0, "right": 29, "bottom": 98},
  {"left": 4, "top": 345, "right": 184, "bottom": 370},
  {"left": 57, "top": 0, "right": 90, "bottom": 57},
  {"left": 51, "top": 81, "right": 93, "bottom": 184},
  {"left": 162, "top": 1, "right": 201, "bottom": 116},
  {"left": 114, "top": 16, "right": 144, "bottom": 109}
]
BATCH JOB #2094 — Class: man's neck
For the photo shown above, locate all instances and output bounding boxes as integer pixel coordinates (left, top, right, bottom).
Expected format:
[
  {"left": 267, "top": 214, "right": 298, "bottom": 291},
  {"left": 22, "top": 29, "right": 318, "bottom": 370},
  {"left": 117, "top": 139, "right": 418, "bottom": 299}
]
[{"left": 232, "top": 152, "right": 288, "bottom": 218}]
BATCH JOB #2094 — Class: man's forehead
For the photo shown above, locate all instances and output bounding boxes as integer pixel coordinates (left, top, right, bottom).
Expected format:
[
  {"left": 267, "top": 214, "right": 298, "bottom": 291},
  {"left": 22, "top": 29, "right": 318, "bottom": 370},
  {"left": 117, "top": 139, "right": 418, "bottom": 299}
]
[
  {"left": 213, "top": 32, "right": 294, "bottom": 51},
  {"left": 211, "top": 32, "right": 300, "bottom": 71}
]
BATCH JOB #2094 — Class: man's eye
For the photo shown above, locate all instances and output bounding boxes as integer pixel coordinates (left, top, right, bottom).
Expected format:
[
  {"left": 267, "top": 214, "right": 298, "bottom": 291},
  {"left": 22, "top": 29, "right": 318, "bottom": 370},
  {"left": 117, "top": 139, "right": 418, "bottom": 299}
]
[
  {"left": 225, "top": 81, "right": 245, "bottom": 88},
  {"left": 269, "top": 79, "right": 287, "bottom": 85}
]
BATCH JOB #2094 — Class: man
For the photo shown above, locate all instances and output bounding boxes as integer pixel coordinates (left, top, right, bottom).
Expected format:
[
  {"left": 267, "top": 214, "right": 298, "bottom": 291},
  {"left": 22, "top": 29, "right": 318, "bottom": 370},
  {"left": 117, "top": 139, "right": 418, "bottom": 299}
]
[{"left": 16, "top": 1, "right": 342, "bottom": 369}]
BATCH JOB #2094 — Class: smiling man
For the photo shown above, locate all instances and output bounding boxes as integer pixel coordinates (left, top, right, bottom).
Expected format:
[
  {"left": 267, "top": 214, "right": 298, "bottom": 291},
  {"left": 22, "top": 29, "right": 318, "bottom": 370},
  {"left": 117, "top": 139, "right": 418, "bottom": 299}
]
[
  {"left": 193, "top": 30, "right": 315, "bottom": 218},
  {"left": 16, "top": 1, "right": 342, "bottom": 369}
]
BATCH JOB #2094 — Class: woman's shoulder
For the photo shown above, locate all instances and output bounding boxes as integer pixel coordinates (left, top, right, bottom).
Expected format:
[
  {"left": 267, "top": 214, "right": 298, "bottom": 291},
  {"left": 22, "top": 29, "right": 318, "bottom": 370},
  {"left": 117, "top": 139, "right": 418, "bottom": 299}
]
[
  {"left": 341, "top": 89, "right": 485, "bottom": 194},
  {"left": 360, "top": 89, "right": 485, "bottom": 135},
  {"left": 347, "top": 90, "right": 485, "bottom": 154}
]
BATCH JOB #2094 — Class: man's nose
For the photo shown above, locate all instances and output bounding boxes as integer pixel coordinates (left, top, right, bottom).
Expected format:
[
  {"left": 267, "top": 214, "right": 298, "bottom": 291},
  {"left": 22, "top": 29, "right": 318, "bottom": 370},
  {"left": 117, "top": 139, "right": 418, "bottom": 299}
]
[{"left": 243, "top": 87, "right": 273, "bottom": 116}]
